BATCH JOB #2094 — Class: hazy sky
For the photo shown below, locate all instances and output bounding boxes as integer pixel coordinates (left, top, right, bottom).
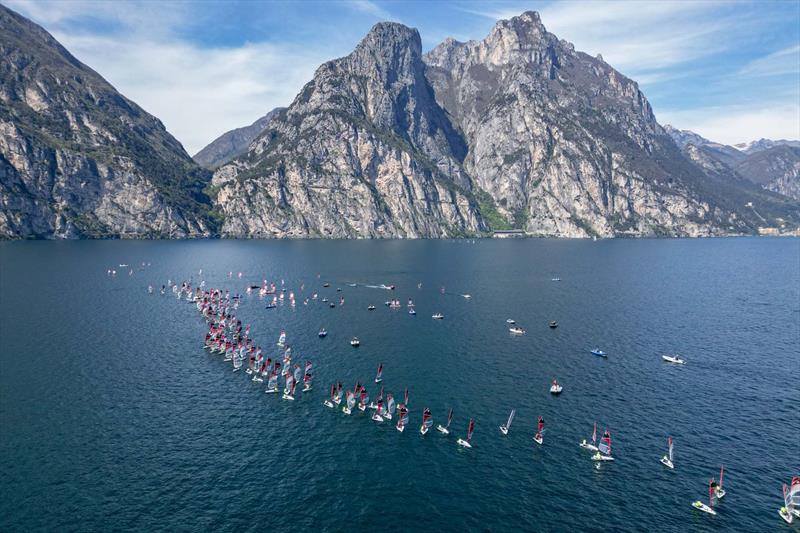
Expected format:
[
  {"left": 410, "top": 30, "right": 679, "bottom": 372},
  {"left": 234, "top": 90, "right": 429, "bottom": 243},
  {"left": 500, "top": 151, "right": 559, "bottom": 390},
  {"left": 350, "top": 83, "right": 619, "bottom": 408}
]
[{"left": 8, "top": 0, "right": 800, "bottom": 154}]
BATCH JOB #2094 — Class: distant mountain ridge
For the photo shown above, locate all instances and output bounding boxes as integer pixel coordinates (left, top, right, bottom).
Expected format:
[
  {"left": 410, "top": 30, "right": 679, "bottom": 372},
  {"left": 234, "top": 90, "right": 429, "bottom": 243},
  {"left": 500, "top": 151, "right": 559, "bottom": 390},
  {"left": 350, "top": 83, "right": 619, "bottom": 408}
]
[
  {"left": 193, "top": 107, "right": 284, "bottom": 169},
  {"left": 664, "top": 125, "right": 800, "bottom": 201},
  {"left": 0, "top": 4, "right": 214, "bottom": 238}
]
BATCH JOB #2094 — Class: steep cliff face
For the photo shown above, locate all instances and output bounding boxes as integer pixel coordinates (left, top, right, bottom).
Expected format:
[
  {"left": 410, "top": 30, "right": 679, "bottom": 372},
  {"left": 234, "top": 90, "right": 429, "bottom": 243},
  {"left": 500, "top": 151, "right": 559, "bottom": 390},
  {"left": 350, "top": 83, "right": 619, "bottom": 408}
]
[
  {"left": 0, "top": 5, "right": 213, "bottom": 238},
  {"left": 212, "top": 23, "right": 484, "bottom": 238},
  {"left": 422, "top": 11, "right": 779, "bottom": 237},
  {"left": 193, "top": 107, "right": 284, "bottom": 169}
]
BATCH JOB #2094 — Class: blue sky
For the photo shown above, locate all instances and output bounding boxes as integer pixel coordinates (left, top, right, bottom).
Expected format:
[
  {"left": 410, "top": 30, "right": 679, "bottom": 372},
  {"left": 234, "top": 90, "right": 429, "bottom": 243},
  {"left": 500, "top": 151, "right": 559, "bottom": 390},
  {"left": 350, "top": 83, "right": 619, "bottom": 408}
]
[{"left": 7, "top": 0, "right": 799, "bottom": 154}]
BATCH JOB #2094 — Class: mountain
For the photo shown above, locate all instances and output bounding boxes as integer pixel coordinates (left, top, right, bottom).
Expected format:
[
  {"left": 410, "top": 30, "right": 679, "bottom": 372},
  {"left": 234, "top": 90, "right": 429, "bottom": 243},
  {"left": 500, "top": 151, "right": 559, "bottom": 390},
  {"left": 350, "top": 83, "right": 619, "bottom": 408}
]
[
  {"left": 0, "top": 4, "right": 214, "bottom": 239},
  {"left": 211, "top": 22, "right": 484, "bottom": 238},
  {"left": 193, "top": 107, "right": 284, "bottom": 169},
  {"left": 664, "top": 126, "right": 800, "bottom": 201},
  {"left": 735, "top": 145, "right": 800, "bottom": 200},
  {"left": 734, "top": 138, "right": 800, "bottom": 154},
  {"left": 212, "top": 12, "right": 798, "bottom": 238}
]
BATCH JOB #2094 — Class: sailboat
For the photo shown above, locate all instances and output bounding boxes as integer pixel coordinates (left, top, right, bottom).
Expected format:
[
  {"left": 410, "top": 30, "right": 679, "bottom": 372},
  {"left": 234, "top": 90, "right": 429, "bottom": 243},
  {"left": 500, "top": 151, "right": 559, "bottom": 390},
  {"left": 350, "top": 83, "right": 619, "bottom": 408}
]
[
  {"left": 779, "top": 476, "right": 800, "bottom": 524},
  {"left": 456, "top": 418, "right": 475, "bottom": 448},
  {"left": 372, "top": 398, "right": 385, "bottom": 422},
  {"left": 374, "top": 363, "right": 383, "bottom": 384},
  {"left": 265, "top": 367, "right": 279, "bottom": 393},
  {"left": 591, "top": 430, "right": 614, "bottom": 461},
  {"left": 692, "top": 480, "right": 718, "bottom": 515},
  {"left": 343, "top": 391, "right": 356, "bottom": 415},
  {"left": 660, "top": 436, "right": 674, "bottom": 469},
  {"left": 252, "top": 360, "right": 266, "bottom": 382},
  {"left": 333, "top": 383, "right": 343, "bottom": 405},
  {"left": 282, "top": 376, "right": 296, "bottom": 401},
  {"left": 403, "top": 387, "right": 409, "bottom": 408},
  {"left": 232, "top": 353, "right": 243, "bottom": 372},
  {"left": 303, "top": 370, "right": 313, "bottom": 392},
  {"left": 368, "top": 386, "right": 383, "bottom": 409},
  {"left": 549, "top": 379, "right": 563, "bottom": 395},
  {"left": 383, "top": 394, "right": 396, "bottom": 420},
  {"left": 533, "top": 416, "right": 545, "bottom": 445},
  {"left": 420, "top": 408, "right": 433, "bottom": 435},
  {"left": 277, "top": 330, "right": 286, "bottom": 347},
  {"left": 499, "top": 409, "right": 515, "bottom": 435},
  {"left": 324, "top": 384, "right": 335, "bottom": 408},
  {"left": 358, "top": 389, "right": 369, "bottom": 412},
  {"left": 579, "top": 422, "right": 599, "bottom": 451},
  {"left": 396, "top": 405, "right": 408, "bottom": 432},
  {"left": 713, "top": 465, "right": 726, "bottom": 499},
  {"left": 437, "top": 408, "right": 453, "bottom": 434}
]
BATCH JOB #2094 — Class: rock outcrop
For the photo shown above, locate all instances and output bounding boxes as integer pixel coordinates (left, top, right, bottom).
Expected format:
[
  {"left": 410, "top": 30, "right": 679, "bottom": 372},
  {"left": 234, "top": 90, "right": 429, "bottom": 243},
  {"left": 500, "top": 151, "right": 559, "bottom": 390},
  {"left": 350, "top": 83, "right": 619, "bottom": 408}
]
[{"left": 0, "top": 4, "right": 214, "bottom": 239}]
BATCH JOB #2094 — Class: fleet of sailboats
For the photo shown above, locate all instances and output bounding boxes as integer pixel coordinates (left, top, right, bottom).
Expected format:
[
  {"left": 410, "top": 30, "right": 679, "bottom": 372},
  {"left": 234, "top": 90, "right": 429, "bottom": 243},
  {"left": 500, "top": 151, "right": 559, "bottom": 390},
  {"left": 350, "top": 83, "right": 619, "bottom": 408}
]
[{"left": 176, "top": 275, "right": 787, "bottom": 522}]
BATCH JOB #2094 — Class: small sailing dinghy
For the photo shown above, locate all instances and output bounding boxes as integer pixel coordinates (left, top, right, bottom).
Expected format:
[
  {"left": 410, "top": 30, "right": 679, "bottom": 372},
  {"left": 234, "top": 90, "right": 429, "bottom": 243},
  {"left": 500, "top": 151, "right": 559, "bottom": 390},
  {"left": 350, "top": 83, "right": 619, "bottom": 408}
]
[
  {"left": 383, "top": 394, "right": 395, "bottom": 420},
  {"left": 692, "top": 480, "right": 718, "bottom": 515},
  {"left": 579, "top": 422, "right": 599, "bottom": 451},
  {"left": 499, "top": 409, "right": 515, "bottom": 435},
  {"left": 374, "top": 363, "right": 383, "bottom": 383},
  {"left": 324, "top": 384, "right": 335, "bottom": 408},
  {"left": 420, "top": 408, "right": 433, "bottom": 435},
  {"left": 591, "top": 430, "right": 614, "bottom": 461},
  {"left": 371, "top": 399, "right": 384, "bottom": 422},
  {"left": 437, "top": 408, "right": 453, "bottom": 434},
  {"left": 549, "top": 379, "right": 563, "bottom": 395},
  {"left": 661, "top": 436, "right": 674, "bottom": 469},
  {"left": 350, "top": 337, "right": 360, "bottom": 347},
  {"left": 358, "top": 389, "right": 369, "bottom": 412},
  {"left": 713, "top": 465, "right": 726, "bottom": 499},
  {"left": 302, "top": 362, "right": 313, "bottom": 392},
  {"left": 396, "top": 405, "right": 408, "bottom": 432},
  {"left": 265, "top": 366, "right": 279, "bottom": 393},
  {"left": 432, "top": 313, "right": 444, "bottom": 320},
  {"left": 533, "top": 416, "right": 545, "bottom": 445},
  {"left": 318, "top": 328, "right": 327, "bottom": 338},
  {"left": 509, "top": 326, "right": 526, "bottom": 335},
  {"left": 343, "top": 391, "right": 356, "bottom": 415},
  {"left": 334, "top": 383, "right": 343, "bottom": 405},
  {"left": 277, "top": 330, "right": 287, "bottom": 347},
  {"left": 457, "top": 418, "right": 475, "bottom": 448},
  {"left": 368, "top": 305, "right": 376, "bottom": 311},
  {"left": 549, "top": 321, "right": 558, "bottom": 328},
  {"left": 779, "top": 476, "right": 800, "bottom": 524},
  {"left": 282, "top": 376, "right": 296, "bottom": 401},
  {"left": 506, "top": 319, "right": 516, "bottom": 324},
  {"left": 591, "top": 348, "right": 607, "bottom": 358},
  {"left": 662, "top": 354, "right": 686, "bottom": 364}
]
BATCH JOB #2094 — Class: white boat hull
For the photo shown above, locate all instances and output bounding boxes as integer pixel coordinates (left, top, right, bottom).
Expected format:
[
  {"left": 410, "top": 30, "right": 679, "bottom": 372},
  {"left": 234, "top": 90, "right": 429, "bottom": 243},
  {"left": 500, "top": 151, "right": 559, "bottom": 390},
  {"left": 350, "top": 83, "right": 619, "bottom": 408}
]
[
  {"left": 372, "top": 414, "right": 383, "bottom": 422},
  {"left": 436, "top": 425, "right": 449, "bottom": 434},
  {"left": 779, "top": 508, "right": 793, "bottom": 524},
  {"left": 499, "top": 425, "right": 508, "bottom": 435},
  {"left": 323, "top": 400, "right": 334, "bottom": 408},
  {"left": 303, "top": 384, "right": 312, "bottom": 392},
  {"left": 396, "top": 425, "right": 405, "bottom": 432},
  {"left": 358, "top": 404, "right": 366, "bottom": 412},
  {"left": 282, "top": 394, "right": 295, "bottom": 401},
  {"left": 591, "top": 453, "right": 614, "bottom": 461},
  {"left": 662, "top": 355, "right": 686, "bottom": 364},
  {"left": 456, "top": 438, "right": 471, "bottom": 448},
  {"left": 420, "top": 426, "right": 429, "bottom": 435},
  {"left": 661, "top": 457, "right": 674, "bottom": 469},
  {"left": 692, "top": 502, "right": 716, "bottom": 515},
  {"left": 383, "top": 413, "right": 392, "bottom": 420},
  {"left": 375, "top": 378, "right": 382, "bottom": 383},
  {"left": 579, "top": 440, "right": 599, "bottom": 451},
  {"left": 715, "top": 489, "right": 726, "bottom": 499},
  {"left": 265, "top": 387, "right": 279, "bottom": 394},
  {"left": 550, "top": 386, "right": 563, "bottom": 394},
  {"left": 533, "top": 436, "right": 543, "bottom": 445},
  {"left": 343, "top": 407, "right": 352, "bottom": 415}
]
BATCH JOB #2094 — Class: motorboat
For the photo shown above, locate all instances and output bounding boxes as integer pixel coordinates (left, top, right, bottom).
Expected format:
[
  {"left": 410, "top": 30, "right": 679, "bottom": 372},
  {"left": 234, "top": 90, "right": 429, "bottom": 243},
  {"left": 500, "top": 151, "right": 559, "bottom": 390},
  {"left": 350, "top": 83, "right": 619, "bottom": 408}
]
[
  {"left": 509, "top": 327, "right": 526, "bottom": 335},
  {"left": 591, "top": 349, "right": 607, "bottom": 358},
  {"left": 662, "top": 355, "right": 686, "bottom": 365},
  {"left": 350, "top": 337, "right": 360, "bottom": 347},
  {"left": 549, "top": 321, "right": 558, "bottom": 328},
  {"left": 432, "top": 313, "right": 444, "bottom": 320}
]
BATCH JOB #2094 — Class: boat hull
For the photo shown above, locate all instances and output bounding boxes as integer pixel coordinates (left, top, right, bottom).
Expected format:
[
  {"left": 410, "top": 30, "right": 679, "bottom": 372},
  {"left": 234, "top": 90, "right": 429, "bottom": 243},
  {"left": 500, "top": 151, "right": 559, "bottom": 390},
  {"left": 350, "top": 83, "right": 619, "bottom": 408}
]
[
  {"left": 499, "top": 425, "right": 508, "bottom": 435},
  {"left": 456, "top": 439, "right": 472, "bottom": 448},
  {"left": 692, "top": 502, "right": 716, "bottom": 515},
  {"left": 661, "top": 457, "right": 674, "bottom": 469},
  {"left": 436, "top": 425, "right": 449, "bottom": 434}
]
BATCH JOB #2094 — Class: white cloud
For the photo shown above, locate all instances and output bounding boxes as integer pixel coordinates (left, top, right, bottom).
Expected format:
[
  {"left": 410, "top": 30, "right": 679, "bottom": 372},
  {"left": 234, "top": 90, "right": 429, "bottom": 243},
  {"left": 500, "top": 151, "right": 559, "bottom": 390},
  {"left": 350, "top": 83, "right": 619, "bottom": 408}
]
[
  {"left": 739, "top": 45, "right": 800, "bottom": 77},
  {"left": 657, "top": 102, "right": 800, "bottom": 145},
  {"left": 52, "top": 32, "right": 336, "bottom": 154},
  {"left": 346, "top": 0, "right": 394, "bottom": 20}
]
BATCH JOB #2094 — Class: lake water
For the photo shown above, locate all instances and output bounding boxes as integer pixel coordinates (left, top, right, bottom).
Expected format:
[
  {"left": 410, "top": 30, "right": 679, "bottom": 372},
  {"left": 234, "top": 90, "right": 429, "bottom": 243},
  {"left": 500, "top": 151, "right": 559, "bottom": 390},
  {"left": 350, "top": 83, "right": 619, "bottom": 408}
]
[{"left": 1, "top": 238, "right": 798, "bottom": 532}]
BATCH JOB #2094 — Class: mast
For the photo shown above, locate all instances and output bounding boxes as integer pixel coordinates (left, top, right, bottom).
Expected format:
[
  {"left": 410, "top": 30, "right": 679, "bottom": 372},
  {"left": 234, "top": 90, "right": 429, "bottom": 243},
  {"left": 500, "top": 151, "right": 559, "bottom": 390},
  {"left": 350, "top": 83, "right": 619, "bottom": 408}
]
[
  {"left": 446, "top": 408, "right": 453, "bottom": 428},
  {"left": 668, "top": 436, "right": 673, "bottom": 462},
  {"left": 507, "top": 409, "right": 515, "bottom": 429},
  {"left": 719, "top": 465, "right": 724, "bottom": 490},
  {"left": 592, "top": 422, "right": 597, "bottom": 445},
  {"left": 467, "top": 418, "right": 474, "bottom": 442}
]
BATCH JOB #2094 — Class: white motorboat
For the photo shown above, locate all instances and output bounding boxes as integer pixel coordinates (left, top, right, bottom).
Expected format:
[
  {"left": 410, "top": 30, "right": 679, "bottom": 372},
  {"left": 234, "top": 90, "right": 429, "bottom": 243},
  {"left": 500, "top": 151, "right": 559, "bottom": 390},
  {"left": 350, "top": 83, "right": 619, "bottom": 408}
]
[
  {"left": 432, "top": 313, "right": 444, "bottom": 320},
  {"left": 662, "top": 354, "right": 686, "bottom": 364},
  {"left": 509, "top": 327, "right": 526, "bottom": 335}
]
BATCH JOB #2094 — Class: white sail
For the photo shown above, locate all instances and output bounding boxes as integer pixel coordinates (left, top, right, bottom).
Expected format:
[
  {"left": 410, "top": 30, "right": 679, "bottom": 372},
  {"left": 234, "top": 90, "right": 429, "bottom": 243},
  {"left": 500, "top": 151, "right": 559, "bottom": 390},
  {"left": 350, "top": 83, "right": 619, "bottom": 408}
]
[
  {"left": 668, "top": 437, "right": 673, "bottom": 463},
  {"left": 386, "top": 396, "right": 396, "bottom": 416},
  {"left": 506, "top": 409, "right": 515, "bottom": 429}
]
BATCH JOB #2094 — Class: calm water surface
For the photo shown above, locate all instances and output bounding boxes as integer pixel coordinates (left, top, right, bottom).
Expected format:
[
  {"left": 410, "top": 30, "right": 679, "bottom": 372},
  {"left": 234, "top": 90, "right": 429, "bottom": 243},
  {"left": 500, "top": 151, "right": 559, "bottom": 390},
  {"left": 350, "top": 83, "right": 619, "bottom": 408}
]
[{"left": 1, "top": 238, "right": 798, "bottom": 532}]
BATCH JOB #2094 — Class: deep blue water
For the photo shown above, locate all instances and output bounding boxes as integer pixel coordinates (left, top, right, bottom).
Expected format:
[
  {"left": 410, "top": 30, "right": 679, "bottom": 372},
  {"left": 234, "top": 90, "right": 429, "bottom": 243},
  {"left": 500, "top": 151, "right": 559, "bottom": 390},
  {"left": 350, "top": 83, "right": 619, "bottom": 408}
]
[{"left": 1, "top": 238, "right": 798, "bottom": 532}]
